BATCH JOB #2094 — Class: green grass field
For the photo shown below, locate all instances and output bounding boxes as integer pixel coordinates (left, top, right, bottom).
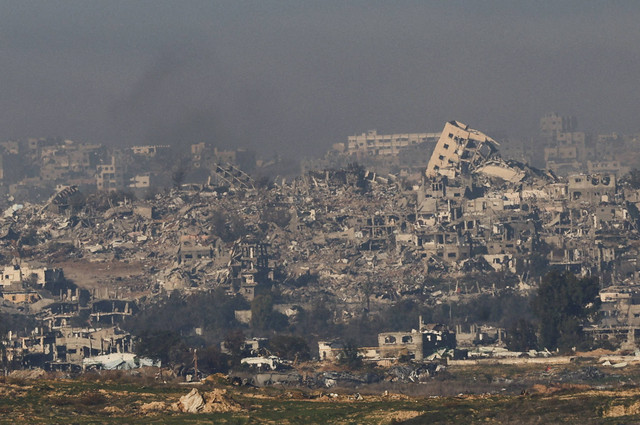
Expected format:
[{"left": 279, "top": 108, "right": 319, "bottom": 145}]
[{"left": 1, "top": 365, "right": 640, "bottom": 424}]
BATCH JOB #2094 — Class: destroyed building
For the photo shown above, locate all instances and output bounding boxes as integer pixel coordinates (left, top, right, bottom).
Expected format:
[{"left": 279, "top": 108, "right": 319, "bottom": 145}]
[
  {"left": 0, "top": 262, "right": 64, "bottom": 288},
  {"left": 425, "top": 121, "right": 500, "bottom": 178},
  {"left": 4, "top": 117, "right": 640, "bottom": 371},
  {"left": 229, "top": 238, "right": 273, "bottom": 300},
  {"left": 378, "top": 318, "right": 456, "bottom": 361},
  {"left": 3, "top": 326, "right": 133, "bottom": 371}
]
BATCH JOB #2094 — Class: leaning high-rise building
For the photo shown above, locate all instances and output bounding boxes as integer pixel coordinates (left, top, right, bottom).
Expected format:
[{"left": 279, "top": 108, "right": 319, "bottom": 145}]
[{"left": 425, "top": 121, "right": 499, "bottom": 178}]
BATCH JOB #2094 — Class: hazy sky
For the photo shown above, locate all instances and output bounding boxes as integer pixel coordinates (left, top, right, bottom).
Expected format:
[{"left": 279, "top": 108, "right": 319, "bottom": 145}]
[{"left": 1, "top": 1, "right": 639, "bottom": 157}]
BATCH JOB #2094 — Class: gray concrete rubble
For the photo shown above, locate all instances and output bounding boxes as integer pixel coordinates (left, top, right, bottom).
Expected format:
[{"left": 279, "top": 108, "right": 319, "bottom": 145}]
[{"left": 2, "top": 120, "right": 640, "bottom": 366}]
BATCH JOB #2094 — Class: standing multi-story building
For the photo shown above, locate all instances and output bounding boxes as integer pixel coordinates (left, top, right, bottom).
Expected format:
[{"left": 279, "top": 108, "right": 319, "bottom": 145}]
[
  {"left": 540, "top": 113, "right": 577, "bottom": 141},
  {"left": 96, "top": 155, "right": 124, "bottom": 191},
  {"left": 344, "top": 130, "right": 439, "bottom": 157}
]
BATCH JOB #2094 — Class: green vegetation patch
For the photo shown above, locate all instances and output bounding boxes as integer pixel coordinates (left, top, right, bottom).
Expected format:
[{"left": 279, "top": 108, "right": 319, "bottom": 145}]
[{"left": 1, "top": 377, "right": 640, "bottom": 425}]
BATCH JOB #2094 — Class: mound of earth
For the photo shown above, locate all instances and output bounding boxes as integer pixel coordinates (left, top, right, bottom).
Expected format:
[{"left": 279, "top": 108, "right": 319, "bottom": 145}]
[{"left": 174, "top": 388, "right": 243, "bottom": 413}]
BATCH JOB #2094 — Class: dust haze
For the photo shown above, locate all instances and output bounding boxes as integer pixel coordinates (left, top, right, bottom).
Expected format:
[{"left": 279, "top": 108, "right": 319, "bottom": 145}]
[{"left": 1, "top": 1, "right": 639, "bottom": 157}]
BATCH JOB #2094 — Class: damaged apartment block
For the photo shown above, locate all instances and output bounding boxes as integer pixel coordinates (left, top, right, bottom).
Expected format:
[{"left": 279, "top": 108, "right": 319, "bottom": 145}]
[
  {"left": 426, "top": 121, "right": 499, "bottom": 178},
  {"left": 229, "top": 238, "right": 273, "bottom": 300}
]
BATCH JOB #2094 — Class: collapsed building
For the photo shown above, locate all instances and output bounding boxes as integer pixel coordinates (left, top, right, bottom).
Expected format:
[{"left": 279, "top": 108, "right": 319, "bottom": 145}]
[
  {"left": 3, "top": 118, "right": 640, "bottom": 368},
  {"left": 0, "top": 262, "right": 64, "bottom": 288},
  {"left": 229, "top": 238, "right": 273, "bottom": 300},
  {"left": 425, "top": 121, "right": 500, "bottom": 178},
  {"left": 319, "top": 317, "right": 457, "bottom": 364},
  {"left": 378, "top": 318, "right": 456, "bottom": 361},
  {"left": 3, "top": 326, "right": 133, "bottom": 371}
]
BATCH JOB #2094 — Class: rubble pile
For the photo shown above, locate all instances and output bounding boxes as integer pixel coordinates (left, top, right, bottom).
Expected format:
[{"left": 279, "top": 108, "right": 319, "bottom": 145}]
[
  {"left": 555, "top": 366, "right": 607, "bottom": 383},
  {"left": 3, "top": 130, "right": 637, "bottom": 310},
  {"left": 174, "top": 388, "right": 243, "bottom": 413},
  {"left": 385, "top": 363, "right": 440, "bottom": 383},
  {"left": 3, "top": 120, "right": 640, "bottom": 370},
  {"left": 231, "top": 364, "right": 449, "bottom": 388}
]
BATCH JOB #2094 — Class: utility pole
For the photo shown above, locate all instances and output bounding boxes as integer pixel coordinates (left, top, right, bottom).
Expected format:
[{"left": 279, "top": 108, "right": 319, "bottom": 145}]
[{"left": 193, "top": 348, "right": 199, "bottom": 382}]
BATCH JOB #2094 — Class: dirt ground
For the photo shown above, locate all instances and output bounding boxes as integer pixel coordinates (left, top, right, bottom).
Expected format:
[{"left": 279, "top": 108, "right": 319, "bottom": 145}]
[{"left": 57, "top": 259, "right": 157, "bottom": 298}]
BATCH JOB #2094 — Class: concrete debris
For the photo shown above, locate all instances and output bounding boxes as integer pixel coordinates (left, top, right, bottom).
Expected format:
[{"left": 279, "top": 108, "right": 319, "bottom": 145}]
[
  {"left": 8, "top": 369, "right": 46, "bottom": 380},
  {"left": 556, "top": 366, "right": 607, "bottom": 382},
  {"left": 176, "top": 388, "right": 205, "bottom": 413},
  {"left": 82, "top": 353, "right": 158, "bottom": 370},
  {"left": 386, "top": 364, "right": 438, "bottom": 383},
  {"left": 174, "top": 388, "right": 243, "bottom": 413},
  {"left": 2, "top": 119, "right": 640, "bottom": 372}
]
